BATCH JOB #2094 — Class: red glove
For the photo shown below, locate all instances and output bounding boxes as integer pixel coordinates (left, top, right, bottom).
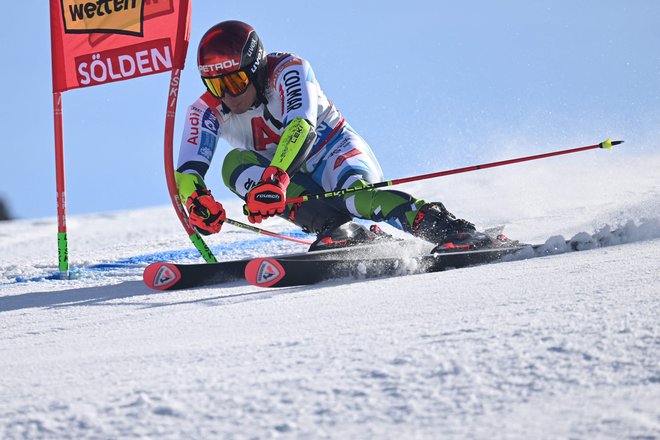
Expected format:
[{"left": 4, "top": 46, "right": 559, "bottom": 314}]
[
  {"left": 245, "top": 166, "right": 290, "bottom": 224},
  {"left": 186, "top": 188, "right": 226, "bottom": 235}
]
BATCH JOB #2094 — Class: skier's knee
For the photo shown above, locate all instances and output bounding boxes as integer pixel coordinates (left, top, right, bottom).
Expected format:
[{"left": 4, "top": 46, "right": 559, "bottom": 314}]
[
  {"left": 290, "top": 199, "right": 352, "bottom": 234},
  {"left": 221, "top": 149, "right": 265, "bottom": 197}
]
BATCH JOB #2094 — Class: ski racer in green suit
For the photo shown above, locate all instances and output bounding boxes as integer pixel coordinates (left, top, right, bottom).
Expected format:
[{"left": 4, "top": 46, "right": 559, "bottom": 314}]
[{"left": 176, "top": 20, "right": 493, "bottom": 250}]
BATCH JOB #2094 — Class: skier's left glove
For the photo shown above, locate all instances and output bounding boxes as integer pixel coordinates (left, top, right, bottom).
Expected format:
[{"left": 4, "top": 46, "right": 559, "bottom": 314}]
[
  {"left": 245, "top": 166, "right": 290, "bottom": 224},
  {"left": 186, "top": 188, "right": 226, "bottom": 235}
]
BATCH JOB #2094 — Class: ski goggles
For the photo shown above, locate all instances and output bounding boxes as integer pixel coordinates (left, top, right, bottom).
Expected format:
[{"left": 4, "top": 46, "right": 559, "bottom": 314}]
[{"left": 202, "top": 70, "right": 250, "bottom": 99}]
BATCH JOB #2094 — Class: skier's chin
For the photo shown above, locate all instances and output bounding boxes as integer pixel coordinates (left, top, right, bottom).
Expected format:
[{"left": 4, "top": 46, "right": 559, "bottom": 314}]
[
  {"left": 223, "top": 85, "right": 257, "bottom": 114},
  {"left": 226, "top": 103, "right": 251, "bottom": 114}
]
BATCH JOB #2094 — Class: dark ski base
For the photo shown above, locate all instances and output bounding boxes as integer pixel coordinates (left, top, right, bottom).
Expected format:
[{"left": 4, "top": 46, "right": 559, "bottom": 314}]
[
  {"left": 143, "top": 226, "right": 618, "bottom": 291},
  {"left": 244, "top": 245, "right": 525, "bottom": 288},
  {"left": 143, "top": 259, "right": 248, "bottom": 290},
  {"left": 143, "top": 239, "right": 430, "bottom": 290}
]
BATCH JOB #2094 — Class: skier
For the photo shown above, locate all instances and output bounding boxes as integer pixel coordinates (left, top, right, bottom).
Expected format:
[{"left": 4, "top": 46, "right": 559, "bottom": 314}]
[{"left": 176, "top": 20, "right": 495, "bottom": 250}]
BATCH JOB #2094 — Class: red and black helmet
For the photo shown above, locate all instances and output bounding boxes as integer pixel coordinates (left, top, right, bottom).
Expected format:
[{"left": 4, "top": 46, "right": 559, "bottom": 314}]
[{"left": 197, "top": 20, "right": 267, "bottom": 99}]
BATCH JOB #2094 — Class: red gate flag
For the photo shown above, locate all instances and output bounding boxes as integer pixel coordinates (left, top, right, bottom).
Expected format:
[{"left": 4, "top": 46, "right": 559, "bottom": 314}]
[
  {"left": 48, "top": 0, "right": 193, "bottom": 278},
  {"left": 50, "top": 0, "right": 191, "bottom": 92}
]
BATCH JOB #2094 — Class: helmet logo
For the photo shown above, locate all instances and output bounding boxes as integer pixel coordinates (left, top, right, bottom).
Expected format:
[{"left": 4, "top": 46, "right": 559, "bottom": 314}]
[
  {"left": 246, "top": 37, "right": 258, "bottom": 57},
  {"left": 250, "top": 48, "right": 264, "bottom": 74},
  {"left": 199, "top": 59, "right": 239, "bottom": 75}
]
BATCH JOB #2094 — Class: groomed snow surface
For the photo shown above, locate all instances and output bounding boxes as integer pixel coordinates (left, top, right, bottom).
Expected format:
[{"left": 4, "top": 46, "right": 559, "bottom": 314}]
[{"left": 1, "top": 153, "right": 659, "bottom": 439}]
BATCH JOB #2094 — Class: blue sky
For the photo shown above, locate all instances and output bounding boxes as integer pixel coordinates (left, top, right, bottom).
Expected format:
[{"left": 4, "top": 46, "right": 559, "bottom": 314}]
[{"left": 1, "top": 1, "right": 658, "bottom": 219}]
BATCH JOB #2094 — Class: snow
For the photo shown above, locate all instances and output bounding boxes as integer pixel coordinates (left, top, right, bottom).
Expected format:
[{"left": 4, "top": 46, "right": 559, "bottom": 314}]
[{"left": 1, "top": 152, "right": 659, "bottom": 439}]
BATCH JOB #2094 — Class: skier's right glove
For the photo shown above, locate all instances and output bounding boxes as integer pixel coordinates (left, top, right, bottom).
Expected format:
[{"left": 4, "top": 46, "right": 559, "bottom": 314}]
[
  {"left": 245, "top": 166, "right": 290, "bottom": 224},
  {"left": 186, "top": 188, "right": 226, "bottom": 235}
]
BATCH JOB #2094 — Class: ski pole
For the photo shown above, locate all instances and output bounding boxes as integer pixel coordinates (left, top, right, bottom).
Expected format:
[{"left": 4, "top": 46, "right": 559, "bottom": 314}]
[
  {"left": 285, "top": 138, "right": 623, "bottom": 204},
  {"left": 224, "top": 217, "right": 313, "bottom": 245}
]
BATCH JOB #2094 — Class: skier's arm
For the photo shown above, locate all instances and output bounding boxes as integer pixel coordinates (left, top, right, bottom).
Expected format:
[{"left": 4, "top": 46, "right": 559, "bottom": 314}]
[
  {"left": 176, "top": 99, "right": 226, "bottom": 234},
  {"left": 269, "top": 117, "right": 316, "bottom": 175},
  {"left": 268, "top": 57, "right": 320, "bottom": 176},
  {"left": 244, "top": 57, "right": 321, "bottom": 223},
  {"left": 176, "top": 99, "right": 221, "bottom": 202}
]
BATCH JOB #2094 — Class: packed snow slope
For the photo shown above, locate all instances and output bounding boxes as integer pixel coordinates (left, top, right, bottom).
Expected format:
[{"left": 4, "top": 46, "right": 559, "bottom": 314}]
[{"left": 1, "top": 152, "right": 659, "bottom": 439}]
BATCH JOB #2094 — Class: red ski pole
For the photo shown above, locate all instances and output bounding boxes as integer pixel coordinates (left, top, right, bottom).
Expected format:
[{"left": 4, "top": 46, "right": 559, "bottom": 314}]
[
  {"left": 223, "top": 218, "right": 313, "bottom": 245},
  {"left": 286, "top": 139, "right": 623, "bottom": 204}
]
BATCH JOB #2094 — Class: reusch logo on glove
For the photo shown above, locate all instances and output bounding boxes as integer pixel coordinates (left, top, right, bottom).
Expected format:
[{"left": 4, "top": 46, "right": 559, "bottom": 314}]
[{"left": 254, "top": 191, "right": 282, "bottom": 203}]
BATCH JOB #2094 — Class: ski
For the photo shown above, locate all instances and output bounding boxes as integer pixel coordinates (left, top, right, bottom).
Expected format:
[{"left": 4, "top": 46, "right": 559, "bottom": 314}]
[
  {"left": 244, "top": 245, "right": 526, "bottom": 288},
  {"left": 143, "top": 258, "right": 247, "bottom": 290},
  {"left": 240, "top": 228, "right": 628, "bottom": 289},
  {"left": 143, "top": 224, "right": 624, "bottom": 291},
  {"left": 142, "top": 238, "right": 431, "bottom": 290}
]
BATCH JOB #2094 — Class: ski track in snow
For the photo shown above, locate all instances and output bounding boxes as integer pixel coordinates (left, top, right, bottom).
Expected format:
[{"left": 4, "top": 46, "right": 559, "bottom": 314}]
[{"left": 0, "top": 154, "right": 659, "bottom": 439}]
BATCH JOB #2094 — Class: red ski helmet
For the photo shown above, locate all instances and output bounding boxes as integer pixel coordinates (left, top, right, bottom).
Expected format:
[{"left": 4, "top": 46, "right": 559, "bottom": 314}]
[{"left": 197, "top": 20, "right": 266, "bottom": 99}]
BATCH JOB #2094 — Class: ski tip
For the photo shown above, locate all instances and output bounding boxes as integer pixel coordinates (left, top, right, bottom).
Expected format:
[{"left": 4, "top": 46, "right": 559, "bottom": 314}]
[
  {"left": 245, "top": 258, "right": 286, "bottom": 288},
  {"left": 143, "top": 263, "right": 182, "bottom": 290}
]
